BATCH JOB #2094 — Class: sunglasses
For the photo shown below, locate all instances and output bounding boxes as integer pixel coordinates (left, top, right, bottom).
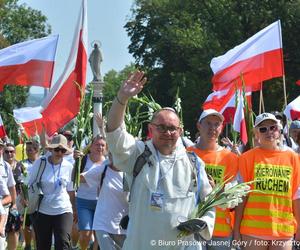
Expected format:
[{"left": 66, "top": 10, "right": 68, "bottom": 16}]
[
  {"left": 151, "top": 123, "right": 181, "bottom": 133},
  {"left": 4, "top": 150, "right": 15, "bottom": 154},
  {"left": 53, "top": 147, "right": 67, "bottom": 154},
  {"left": 64, "top": 135, "right": 73, "bottom": 141},
  {"left": 258, "top": 125, "right": 278, "bottom": 133}
]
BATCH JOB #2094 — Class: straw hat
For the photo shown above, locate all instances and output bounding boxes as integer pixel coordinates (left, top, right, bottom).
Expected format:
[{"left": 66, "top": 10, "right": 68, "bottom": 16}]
[{"left": 47, "top": 134, "right": 72, "bottom": 153}]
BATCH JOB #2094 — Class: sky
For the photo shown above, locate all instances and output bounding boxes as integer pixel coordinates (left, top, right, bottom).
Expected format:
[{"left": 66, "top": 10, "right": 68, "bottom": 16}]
[{"left": 19, "top": 0, "right": 135, "bottom": 95}]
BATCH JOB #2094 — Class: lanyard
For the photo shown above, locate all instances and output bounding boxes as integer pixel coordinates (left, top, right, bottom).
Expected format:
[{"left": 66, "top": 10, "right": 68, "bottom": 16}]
[
  {"left": 155, "top": 149, "right": 176, "bottom": 190},
  {"left": 51, "top": 162, "right": 62, "bottom": 190}
]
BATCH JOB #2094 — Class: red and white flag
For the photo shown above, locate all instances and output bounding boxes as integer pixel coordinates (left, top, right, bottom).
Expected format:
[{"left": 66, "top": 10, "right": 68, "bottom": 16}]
[
  {"left": 0, "top": 115, "right": 6, "bottom": 138},
  {"left": 202, "top": 87, "right": 251, "bottom": 123},
  {"left": 210, "top": 20, "right": 284, "bottom": 92},
  {"left": 284, "top": 95, "right": 300, "bottom": 121},
  {"left": 14, "top": 0, "right": 87, "bottom": 136},
  {"left": 0, "top": 35, "right": 58, "bottom": 90},
  {"left": 233, "top": 92, "right": 248, "bottom": 145},
  {"left": 202, "top": 88, "right": 235, "bottom": 112},
  {"left": 13, "top": 106, "right": 43, "bottom": 136}
]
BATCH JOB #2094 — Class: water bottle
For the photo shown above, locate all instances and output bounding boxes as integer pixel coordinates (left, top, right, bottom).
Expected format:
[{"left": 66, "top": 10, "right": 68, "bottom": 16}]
[{"left": 10, "top": 208, "right": 19, "bottom": 217}]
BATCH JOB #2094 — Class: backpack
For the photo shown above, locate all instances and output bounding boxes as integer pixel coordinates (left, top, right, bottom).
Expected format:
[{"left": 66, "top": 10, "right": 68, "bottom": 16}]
[
  {"left": 27, "top": 157, "right": 46, "bottom": 214},
  {"left": 120, "top": 138, "right": 199, "bottom": 230},
  {"left": 125, "top": 138, "right": 198, "bottom": 193}
]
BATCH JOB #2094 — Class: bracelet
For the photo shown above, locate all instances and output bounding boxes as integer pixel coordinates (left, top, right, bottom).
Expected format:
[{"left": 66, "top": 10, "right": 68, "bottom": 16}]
[{"left": 116, "top": 95, "right": 126, "bottom": 106}]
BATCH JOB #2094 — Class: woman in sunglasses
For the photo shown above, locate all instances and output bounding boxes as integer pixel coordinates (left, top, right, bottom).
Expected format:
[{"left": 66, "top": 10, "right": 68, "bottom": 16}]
[
  {"left": 28, "top": 134, "right": 75, "bottom": 250},
  {"left": 234, "top": 112, "right": 300, "bottom": 250}
]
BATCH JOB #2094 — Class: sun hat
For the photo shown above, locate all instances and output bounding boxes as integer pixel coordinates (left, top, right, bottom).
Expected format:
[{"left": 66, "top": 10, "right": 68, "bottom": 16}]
[
  {"left": 47, "top": 134, "right": 72, "bottom": 153},
  {"left": 198, "top": 109, "right": 224, "bottom": 123},
  {"left": 254, "top": 113, "right": 278, "bottom": 127},
  {"left": 290, "top": 120, "right": 300, "bottom": 130}
]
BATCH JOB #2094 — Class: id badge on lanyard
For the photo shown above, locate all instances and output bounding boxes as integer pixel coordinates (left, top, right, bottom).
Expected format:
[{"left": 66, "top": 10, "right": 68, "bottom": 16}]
[
  {"left": 149, "top": 150, "right": 176, "bottom": 212},
  {"left": 150, "top": 191, "right": 164, "bottom": 212}
]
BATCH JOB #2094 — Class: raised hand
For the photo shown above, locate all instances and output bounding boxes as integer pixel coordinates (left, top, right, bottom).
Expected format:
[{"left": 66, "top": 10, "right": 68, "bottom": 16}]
[
  {"left": 95, "top": 112, "right": 104, "bottom": 129},
  {"left": 118, "top": 70, "right": 147, "bottom": 101}
]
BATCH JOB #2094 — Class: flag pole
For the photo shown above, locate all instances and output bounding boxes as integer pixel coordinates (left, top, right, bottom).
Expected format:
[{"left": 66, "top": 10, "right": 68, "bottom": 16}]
[
  {"left": 278, "top": 20, "right": 287, "bottom": 107},
  {"left": 282, "top": 75, "right": 287, "bottom": 106},
  {"left": 259, "top": 82, "right": 265, "bottom": 114},
  {"left": 259, "top": 89, "right": 262, "bottom": 114}
]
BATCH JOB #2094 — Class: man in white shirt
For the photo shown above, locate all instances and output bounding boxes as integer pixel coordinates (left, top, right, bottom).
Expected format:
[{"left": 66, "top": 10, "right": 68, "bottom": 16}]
[{"left": 106, "top": 71, "right": 215, "bottom": 250}]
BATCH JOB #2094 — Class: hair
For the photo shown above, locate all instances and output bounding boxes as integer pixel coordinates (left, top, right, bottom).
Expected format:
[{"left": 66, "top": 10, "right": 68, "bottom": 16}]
[
  {"left": 5, "top": 143, "right": 15, "bottom": 149},
  {"left": 26, "top": 140, "right": 40, "bottom": 151},
  {"left": 151, "top": 107, "right": 180, "bottom": 123},
  {"left": 91, "top": 134, "right": 106, "bottom": 144}
]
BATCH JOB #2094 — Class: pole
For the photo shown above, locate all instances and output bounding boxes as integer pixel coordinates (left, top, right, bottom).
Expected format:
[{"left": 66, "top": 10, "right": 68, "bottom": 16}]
[
  {"left": 282, "top": 75, "right": 287, "bottom": 107},
  {"left": 92, "top": 80, "right": 104, "bottom": 137}
]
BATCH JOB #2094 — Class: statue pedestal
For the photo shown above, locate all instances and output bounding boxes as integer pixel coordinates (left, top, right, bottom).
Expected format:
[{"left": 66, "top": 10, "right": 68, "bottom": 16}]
[{"left": 91, "top": 80, "right": 105, "bottom": 137}]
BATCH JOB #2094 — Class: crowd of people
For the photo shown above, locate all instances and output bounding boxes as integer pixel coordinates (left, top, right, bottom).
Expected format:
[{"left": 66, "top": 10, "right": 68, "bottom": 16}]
[{"left": 0, "top": 71, "right": 299, "bottom": 250}]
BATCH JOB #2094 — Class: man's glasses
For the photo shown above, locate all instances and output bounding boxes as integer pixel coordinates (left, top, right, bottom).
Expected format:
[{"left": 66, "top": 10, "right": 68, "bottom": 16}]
[
  {"left": 4, "top": 150, "right": 15, "bottom": 154},
  {"left": 151, "top": 123, "right": 181, "bottom": 133},
  {"left": 258, "top": 125, "right": 278, "bottom": 133},
  {"left": 53, "top": 147, "right": 67, "bottom": 154}
]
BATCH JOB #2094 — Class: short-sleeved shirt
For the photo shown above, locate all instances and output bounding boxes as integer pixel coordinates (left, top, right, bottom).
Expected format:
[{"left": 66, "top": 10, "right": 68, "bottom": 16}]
[
  {"left": 29, "top": 156, "right": 74, "bottom": 215},
  {"left": 0, "top": 160, "right": 16, "bottom": 188},
  {"left": 83, "top": 160, "right": 128, "bottom": 234},
  {"left": 77, "top": 155, "right": 103, "bottom": 200}
]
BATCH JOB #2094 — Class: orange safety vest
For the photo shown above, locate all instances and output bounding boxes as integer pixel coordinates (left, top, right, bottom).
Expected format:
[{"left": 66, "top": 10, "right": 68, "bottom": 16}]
[
  {"left": 239, "top": 148, "right": 300, "bottom": 238},
  {"left": 187, "top": 146, "right": 238, "bottom": 237}
]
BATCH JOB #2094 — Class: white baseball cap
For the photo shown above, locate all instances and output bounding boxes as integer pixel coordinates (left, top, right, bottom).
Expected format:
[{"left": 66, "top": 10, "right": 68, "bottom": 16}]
[
  {"left": 254, "top": 113, "right": 278, "bottom": 127},
  {"left": 198, "top": 109, "right": 224, "bottom": 123}
]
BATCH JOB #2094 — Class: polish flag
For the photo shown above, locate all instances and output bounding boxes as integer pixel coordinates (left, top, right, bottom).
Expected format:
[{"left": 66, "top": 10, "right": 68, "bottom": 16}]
[
  {"left": 0, "top": 35, "right": 58, "bottom": 90},
  {"left": 210, "top": 20, "right": 284, "bottom": 92},
  {"left": 0, "top": 115, "right": 6, "bottom": 138},
  {"left": 233, "top": 92, "right": 248, "bottom": 145},
  {"left": 14, "top": 0, "right": 87, "bottom": 137},
  {"left": 284, "top": 95, "right": 300, "bottom": 121},
  {"left": 202, "top": 88, "right": 236, "bottom": 113},
  {"left": 202, "top": 87, "right": 251, "bottom": 123},
  {"left": 13, "top": 106, "right": 43, "bottom": 136}
]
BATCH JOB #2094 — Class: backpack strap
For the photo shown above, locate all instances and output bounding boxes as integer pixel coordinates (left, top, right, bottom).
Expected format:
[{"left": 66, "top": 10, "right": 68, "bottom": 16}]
[
  {"left": 80, "top": 155, "right": 88, "bottom": 173},
  {"left": 36, "top": 158, "right": 46, "bottom": 190},
  {"left": 99, "top": 164, "right": 108, "bottom": 190},
  {"left": 34, "top": 157, "right": 47, "bottom": 212},
  {"left": 126, "top": 143, "right": 152, "bottom": 201},
  {"left": 133, "top": 144, "right": 152, "bottom": 177}
]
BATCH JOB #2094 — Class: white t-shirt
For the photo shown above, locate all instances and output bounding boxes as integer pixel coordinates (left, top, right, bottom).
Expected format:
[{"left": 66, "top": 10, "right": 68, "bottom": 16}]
[
  {"left": 83, "top": 160, "right": 128, "bottom": 234},
  {"left": 77, "top": 155, "right": 101, "bottom": 200},
  {"left": 63, "top": 151, "right": 75, "bottom": 165},
  {"left": 29, "top": 157, "right": 74, "bottom": 215},
  {"left": 22, "top": 159, "right": 35, "bottom": 175},
  {"left": 0, "top": 160, "right": 16, "bottom": 188},
  {"left": 0, "top": 175, "right": 9, "bottom": 215}
]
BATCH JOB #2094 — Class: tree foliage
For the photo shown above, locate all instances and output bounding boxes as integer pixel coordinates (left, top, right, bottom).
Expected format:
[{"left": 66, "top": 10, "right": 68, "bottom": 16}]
[
  {"left": 103, "top": 63, "right": 136, "bottom": 109},
  {"left": 125, "top": 0, "right": 300, "bottom": 138},
  {"left": 0, "top": 0, "right": 51, "bottom": 142}
]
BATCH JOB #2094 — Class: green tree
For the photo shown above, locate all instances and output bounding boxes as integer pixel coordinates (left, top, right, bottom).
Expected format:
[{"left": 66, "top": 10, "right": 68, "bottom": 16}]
[
  {"left": 125, "top": 0, "right": 300, "bottom": 138},
  {"left": 0, "top": 0, "right": 51, "bottom": 142},
  {"left": 103, "top": 63, "right": 136, "bottom": 110}
]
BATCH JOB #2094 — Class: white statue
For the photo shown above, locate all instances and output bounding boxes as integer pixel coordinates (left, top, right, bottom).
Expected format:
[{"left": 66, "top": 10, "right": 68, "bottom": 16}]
[{"left": 89, "top": 41, "right": 103, "bottom": 82}]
